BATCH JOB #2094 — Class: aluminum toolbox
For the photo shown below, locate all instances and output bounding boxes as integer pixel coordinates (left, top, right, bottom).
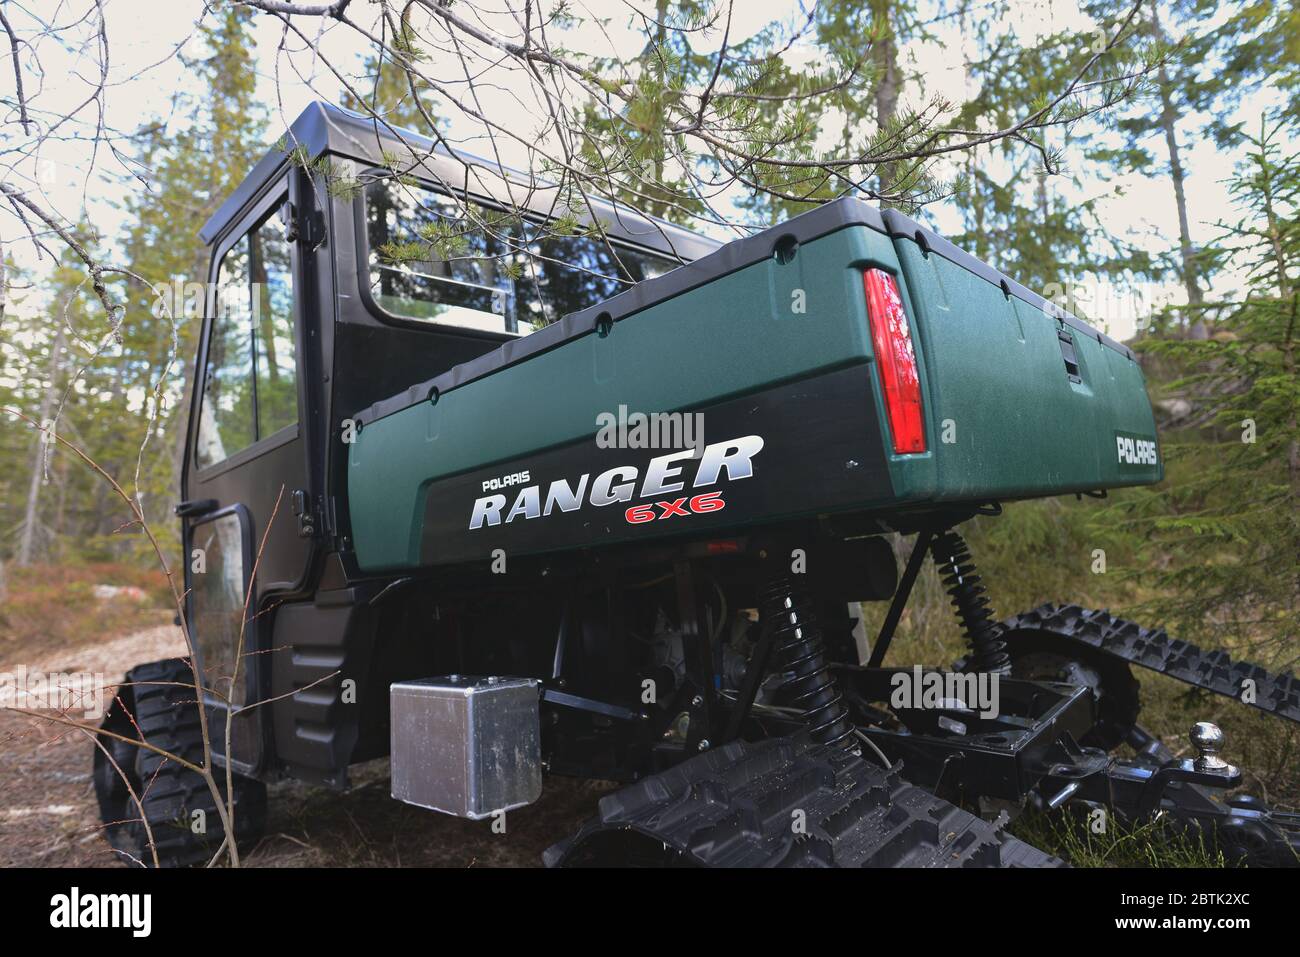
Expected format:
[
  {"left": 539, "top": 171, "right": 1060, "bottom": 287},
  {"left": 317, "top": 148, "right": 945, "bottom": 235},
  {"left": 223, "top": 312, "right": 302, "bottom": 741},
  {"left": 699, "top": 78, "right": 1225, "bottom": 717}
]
[{"left": 390, "top": 676, "right": 542, "bottom": 820}]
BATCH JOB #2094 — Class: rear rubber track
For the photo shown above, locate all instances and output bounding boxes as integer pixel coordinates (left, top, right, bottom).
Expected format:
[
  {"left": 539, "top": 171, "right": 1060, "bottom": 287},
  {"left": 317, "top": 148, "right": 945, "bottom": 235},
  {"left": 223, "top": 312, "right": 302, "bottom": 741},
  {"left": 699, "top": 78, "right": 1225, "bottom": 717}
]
[
  {"left": 546, "top": 733, "right": 1060, "bottom": 867},
  {"left": 1004, "top": 605, "right": 1299, "bottom": 725}
]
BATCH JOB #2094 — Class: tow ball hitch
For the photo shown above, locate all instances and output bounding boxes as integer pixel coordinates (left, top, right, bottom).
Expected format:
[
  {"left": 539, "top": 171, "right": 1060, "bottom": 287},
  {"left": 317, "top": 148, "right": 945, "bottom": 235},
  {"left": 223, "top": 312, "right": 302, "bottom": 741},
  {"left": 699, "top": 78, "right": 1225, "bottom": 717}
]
[{"left": 1132, "top": 722, "right": 1241, "bottom": 816}]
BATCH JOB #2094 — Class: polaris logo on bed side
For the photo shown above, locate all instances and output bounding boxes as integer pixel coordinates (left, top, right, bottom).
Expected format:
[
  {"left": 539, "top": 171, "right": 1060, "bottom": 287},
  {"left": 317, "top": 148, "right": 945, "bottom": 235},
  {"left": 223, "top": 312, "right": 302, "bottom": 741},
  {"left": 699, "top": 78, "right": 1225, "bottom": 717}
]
[
  {"left": 1115, "top": 431, "right": 1158, "bottom": 467},
  {"left": 469, "top": 435, "right": 764, "bottom": 530},
  {"left": 482, "top": 471, "right": 530, "bottom": 492}
]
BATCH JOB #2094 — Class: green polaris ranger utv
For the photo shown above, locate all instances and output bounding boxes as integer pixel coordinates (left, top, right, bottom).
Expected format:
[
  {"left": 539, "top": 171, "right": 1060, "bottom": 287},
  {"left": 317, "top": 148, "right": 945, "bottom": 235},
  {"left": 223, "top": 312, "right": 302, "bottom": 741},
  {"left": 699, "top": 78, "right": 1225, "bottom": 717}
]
[{"left": 93, "top": 102, "right": 1300, "bottom": 867}]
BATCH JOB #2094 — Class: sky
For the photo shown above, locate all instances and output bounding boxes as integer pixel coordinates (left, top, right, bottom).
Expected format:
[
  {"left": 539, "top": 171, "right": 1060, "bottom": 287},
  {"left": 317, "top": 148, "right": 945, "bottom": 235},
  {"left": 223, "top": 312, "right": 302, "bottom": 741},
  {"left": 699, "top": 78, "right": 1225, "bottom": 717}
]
[{"left": 3, "top": 0, "right": 1293, "bottom": 342}]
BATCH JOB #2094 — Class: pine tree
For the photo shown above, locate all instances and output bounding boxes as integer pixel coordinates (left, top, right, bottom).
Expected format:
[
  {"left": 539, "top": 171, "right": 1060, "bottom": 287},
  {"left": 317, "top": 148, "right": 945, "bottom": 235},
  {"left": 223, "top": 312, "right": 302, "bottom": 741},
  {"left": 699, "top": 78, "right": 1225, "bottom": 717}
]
[
  {"left": 1, "top": 8, "right": 271, "bottom": 567},
  {"left": 112, "top": 7, "right": 268, "bottom": 556},
  {"left": 948, "top": 2, "right": 1161, "bottom": 316},
  {"left": 1124, "top": 117, "right": 1300, "bottom": 655},
  {"left": 1088, "top": 0, "right": 1300, "bottom": 335}
]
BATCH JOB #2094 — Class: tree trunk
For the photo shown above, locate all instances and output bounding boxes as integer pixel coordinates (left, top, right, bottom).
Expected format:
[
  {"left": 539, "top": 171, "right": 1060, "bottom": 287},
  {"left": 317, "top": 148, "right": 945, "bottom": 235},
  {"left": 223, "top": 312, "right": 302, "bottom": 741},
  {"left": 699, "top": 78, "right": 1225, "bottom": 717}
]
[
  {"left": 1151, "top": 7, "right": 1206, "bottom": 337},
  {"left": 17, "top": 325, "right": 66, "bottom": 567},
  {"left": 53, "top": 449, "right": 69, "bottom": 562},
  {"left": 1255, "top": 147, "right": 1298, "bottom": 498},
  {"left": 653, "top": 0, "right": 668, "bottom": 209},
  {"left": 870, "top": 0, "right": 900, "bottom": 205}
]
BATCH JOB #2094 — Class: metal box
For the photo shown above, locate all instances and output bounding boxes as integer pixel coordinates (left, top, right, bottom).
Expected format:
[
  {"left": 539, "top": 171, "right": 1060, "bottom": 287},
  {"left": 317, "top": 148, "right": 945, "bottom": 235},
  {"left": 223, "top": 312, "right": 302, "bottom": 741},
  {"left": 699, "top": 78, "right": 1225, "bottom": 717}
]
[{"left": 390, "top": 675, "right": 542, "bottom": 820}]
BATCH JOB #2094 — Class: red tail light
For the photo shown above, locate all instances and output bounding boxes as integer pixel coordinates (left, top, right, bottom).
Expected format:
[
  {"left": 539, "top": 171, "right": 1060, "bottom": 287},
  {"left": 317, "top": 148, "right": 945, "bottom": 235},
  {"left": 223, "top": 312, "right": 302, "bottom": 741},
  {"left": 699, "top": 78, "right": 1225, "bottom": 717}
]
[{"left": 863, "top": 268, "right": 926, "bottom": 454}]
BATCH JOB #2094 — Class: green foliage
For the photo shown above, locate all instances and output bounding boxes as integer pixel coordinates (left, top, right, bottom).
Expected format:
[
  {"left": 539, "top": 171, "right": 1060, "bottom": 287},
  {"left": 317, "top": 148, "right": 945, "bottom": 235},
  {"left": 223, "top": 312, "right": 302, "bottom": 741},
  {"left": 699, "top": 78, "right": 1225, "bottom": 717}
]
[
  {"left": 1118, "top": 118, "right": 1300, "bottom": 656},
  {"left": 3, "top": 7, "right": 268, "bottom": 568},
  {"left": 1010, "top": 809, "right": 1227, "bottom": 868},
  {"left": 949, "top": 1, "right": 1164, "bottom": 306}
]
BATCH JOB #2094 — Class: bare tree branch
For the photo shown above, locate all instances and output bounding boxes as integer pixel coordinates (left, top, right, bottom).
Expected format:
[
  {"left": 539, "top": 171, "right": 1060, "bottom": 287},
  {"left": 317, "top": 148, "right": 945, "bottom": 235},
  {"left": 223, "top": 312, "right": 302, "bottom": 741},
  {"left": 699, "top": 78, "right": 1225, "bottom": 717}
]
[{"left": 0, "top": 3, "right": 31, "bottom": 133}]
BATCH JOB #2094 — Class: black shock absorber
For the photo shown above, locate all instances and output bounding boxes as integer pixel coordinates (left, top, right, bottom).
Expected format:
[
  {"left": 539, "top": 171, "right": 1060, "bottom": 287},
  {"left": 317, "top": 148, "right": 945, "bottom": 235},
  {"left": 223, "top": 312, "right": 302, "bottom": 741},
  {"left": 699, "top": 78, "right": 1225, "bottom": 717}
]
[
  {"left": 930, "top": 530, "right": 1012, "bottom": 674},
  {"left": 761, "top": 576, "right": 856, "bottom": 750}
]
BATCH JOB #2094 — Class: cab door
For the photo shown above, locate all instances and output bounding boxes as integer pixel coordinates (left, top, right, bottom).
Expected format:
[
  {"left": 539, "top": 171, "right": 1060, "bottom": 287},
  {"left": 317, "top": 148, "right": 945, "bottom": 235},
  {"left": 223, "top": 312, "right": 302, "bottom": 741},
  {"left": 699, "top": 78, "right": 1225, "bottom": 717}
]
[{"left": 180, "top": 173, "right": 313, "bottom": 773}]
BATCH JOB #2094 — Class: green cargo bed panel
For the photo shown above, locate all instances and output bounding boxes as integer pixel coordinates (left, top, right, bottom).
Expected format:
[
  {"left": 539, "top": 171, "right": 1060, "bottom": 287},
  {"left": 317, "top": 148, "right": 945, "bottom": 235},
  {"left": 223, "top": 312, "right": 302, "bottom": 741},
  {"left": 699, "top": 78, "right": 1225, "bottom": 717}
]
[
  {"left": 887, "top": 241, "right": 1162, "bottom": 503},
  {"left": 345, "top": 197, "right": 1162, "bottom": 572},
  {"left": 348, "top": 224, "right": 903, "bottom": 570}
]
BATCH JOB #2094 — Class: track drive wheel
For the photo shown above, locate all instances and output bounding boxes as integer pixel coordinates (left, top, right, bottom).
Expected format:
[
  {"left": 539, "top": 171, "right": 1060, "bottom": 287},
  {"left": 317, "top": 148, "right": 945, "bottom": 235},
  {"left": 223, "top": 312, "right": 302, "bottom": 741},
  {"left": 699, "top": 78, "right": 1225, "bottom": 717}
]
[{"left": 1003, "top": 627, "right": 1141, "bottom": 752}]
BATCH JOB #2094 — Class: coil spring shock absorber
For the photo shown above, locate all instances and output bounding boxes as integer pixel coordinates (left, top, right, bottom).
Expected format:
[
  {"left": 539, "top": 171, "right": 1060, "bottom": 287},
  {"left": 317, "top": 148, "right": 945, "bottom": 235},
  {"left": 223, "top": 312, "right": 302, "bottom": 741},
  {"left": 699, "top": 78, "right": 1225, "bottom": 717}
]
[
  {"left": 761, "top": 577, "right": 855, "bottom": 750},
  {"left": 930, "top": 530, "right": 1012, "bottom": 674}
]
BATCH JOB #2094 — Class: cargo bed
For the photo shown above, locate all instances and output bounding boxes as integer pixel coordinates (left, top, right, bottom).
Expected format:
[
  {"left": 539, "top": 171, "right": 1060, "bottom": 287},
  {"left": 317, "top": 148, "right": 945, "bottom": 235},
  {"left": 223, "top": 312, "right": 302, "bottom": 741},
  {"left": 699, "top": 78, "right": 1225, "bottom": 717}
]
[{"left": 347, "top": 198, "right": 1161, "bottom": 572}]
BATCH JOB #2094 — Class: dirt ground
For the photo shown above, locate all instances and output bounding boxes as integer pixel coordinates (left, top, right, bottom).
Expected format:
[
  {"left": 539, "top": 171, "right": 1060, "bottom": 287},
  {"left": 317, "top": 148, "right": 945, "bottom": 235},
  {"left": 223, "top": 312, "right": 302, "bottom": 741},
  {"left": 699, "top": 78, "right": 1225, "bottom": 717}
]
[
  {"left": 0, "top": 625, "right": 606, "bottom": 868},
  {"left": 8, "top": 619, "right": 1293, "bottom": 869}
]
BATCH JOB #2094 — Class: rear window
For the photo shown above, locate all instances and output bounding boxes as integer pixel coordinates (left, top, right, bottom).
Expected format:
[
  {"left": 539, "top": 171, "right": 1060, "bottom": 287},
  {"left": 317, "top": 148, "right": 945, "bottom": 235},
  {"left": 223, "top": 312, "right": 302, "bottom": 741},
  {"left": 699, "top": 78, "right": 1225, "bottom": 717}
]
[{"left": 364, "top": 178, "right": 679, "bottom": 336}]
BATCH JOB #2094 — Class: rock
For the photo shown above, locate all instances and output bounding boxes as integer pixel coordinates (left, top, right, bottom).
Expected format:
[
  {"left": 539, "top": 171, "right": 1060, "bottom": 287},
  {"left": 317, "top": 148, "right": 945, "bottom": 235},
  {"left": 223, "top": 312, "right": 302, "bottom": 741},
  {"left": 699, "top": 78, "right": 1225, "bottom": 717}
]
[
  {"left": 1155, "top": 398, "right": 1192, "bottom": 422},
  {"left": 91, "top": 585, "right": 148, "bottom": 603}
]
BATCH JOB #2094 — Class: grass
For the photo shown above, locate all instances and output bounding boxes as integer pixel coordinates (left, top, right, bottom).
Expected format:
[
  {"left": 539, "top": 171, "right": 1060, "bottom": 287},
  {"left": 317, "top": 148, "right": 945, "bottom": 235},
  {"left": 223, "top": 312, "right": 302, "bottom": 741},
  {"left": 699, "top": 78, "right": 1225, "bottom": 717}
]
[
  {"left": 1129, "top": 670, "right": 1300, "bottom": 807},
  {"left": 1009, "top": 810, "right": 1228, "bottom": 868},
  {"left": 857, "top": 494, "right": 1299, "bottom": 866},
  {"left": 858, "top": 494, "right": 1151, "bottom": 669},
  {"left": 0, "top": 562, "right": 173, "bottom": 661}
]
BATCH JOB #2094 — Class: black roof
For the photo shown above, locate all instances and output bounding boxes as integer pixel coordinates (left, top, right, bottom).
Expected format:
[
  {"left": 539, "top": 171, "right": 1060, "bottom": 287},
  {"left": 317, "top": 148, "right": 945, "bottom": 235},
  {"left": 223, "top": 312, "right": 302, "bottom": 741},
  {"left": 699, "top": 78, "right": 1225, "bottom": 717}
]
[
  {"left": 198, "top": 101, "right": 720, "bottom": 263},
  {"left": 204, "top": 104, "right": 1134, "bottom": 429}
]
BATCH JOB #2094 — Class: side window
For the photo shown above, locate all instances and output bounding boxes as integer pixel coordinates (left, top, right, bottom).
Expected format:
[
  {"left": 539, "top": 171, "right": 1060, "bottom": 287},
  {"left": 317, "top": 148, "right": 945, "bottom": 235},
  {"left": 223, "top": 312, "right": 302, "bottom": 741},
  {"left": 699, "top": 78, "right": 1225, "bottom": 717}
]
[
  {"left": 197, "top": 243, "right": 255, "bottom": 468},
  {"left": 364, "top": 178, "right": 679, "bottom": 335},
  {"left": 518, "top": 229, "right": 676, "bottom": 329},
  {"left": 366, "top": 183, "right": 518, "bottom": 333},
  {"left": 196, "top": 202, "right": 297, "bottom": 469},
  {"left": 250, "top": 221, "right": 296, "bottom": 436}
]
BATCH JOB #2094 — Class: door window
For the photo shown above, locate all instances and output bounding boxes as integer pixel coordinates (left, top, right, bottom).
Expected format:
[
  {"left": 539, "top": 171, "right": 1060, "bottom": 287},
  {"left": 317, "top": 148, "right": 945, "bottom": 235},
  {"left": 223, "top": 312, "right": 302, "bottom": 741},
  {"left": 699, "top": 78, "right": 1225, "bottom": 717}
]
[
  {"left": 190, "top": 511, "right": 249, "bottom": 707},
  {"left": 197, "top": 202, "right": 297, "bottom": 469}
]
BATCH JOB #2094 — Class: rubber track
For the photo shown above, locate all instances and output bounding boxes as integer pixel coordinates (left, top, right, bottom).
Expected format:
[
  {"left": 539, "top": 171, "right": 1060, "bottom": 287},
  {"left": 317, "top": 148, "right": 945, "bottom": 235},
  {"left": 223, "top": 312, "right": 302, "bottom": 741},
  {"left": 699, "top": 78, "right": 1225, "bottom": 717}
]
[
  {"left": 116, "top": 658, "right": 266, "bottom": 867},
  {"left": 546, "top": 734, "right": 1061, "bottom": 867},
  {"left": 1004, "top": 605, "right": 1300, "bottom": 726}
]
